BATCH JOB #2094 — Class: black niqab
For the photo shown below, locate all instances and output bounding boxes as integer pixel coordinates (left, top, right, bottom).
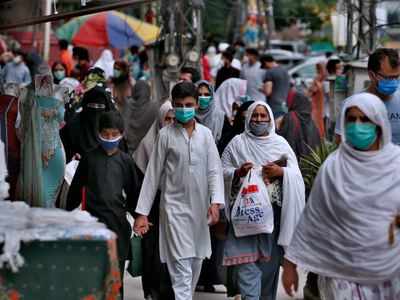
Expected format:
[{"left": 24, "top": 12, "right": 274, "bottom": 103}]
[{"left": 61, "top": 86, "right": 115, "bottom": 161}]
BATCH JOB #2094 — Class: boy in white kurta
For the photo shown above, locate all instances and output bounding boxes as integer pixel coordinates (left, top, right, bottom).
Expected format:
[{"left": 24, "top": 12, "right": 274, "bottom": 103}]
[{"left": 134, "top": 81, "right": 224, "bottom": 300}]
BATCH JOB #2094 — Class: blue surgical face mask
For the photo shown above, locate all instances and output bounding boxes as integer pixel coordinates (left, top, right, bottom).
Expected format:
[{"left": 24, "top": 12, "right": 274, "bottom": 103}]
[
  {"left": 199, "top": 96, "right": 212, "bottom": 110},
  {"left": 54, "top": 70, "right": 66, "bottom": 81},
  {"left": 239, "top": 95, "right": 251, "bottom": 103},
  {"left": 175, "top": 107, "right": 195, "bottom": 123},
  {"left": 113, "top": 69, "right": 122, "bottom": 78},
  {"left": 140, "top": 70, "right": 151, "bottom": 81},
  {"left": 345, "top": 122, "right": 377, "bottom": 150},
  {"left": 377, "top": 79, "right": 400, "bottom": 96},
  {"left": 98, "top": 135, "right": 122, "bottom": 151},
  {"left": 249, "top": 121, "right": 270, "bottom": 136}
]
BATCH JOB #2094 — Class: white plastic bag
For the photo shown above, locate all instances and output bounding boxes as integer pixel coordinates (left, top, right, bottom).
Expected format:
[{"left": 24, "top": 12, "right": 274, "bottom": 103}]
[
  {"left": 64, "top": 159, "right": 79, "bottom": 186},
  {"left": 231, "top": 168, "right": 274, "bottom": 237}
]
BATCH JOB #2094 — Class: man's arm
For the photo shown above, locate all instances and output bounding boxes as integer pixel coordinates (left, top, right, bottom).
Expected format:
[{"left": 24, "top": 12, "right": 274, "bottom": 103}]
[
  {"left": 263, "top": 81, "right": 273, "bottom": 97},
  {"left": 262, "top": 70, "right": 273, "bottom": 96},
  {"left": 22, "top": 67, "right": 32, "bottom": 87}
]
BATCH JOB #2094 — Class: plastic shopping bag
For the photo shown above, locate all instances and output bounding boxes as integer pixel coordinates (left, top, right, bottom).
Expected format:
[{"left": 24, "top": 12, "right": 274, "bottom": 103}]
[
  {"left": 231, "top": 168, "right": 274, "bottom": 237},
  {"left": 127, "top": 235, "right": 143, "bottom": 277}
]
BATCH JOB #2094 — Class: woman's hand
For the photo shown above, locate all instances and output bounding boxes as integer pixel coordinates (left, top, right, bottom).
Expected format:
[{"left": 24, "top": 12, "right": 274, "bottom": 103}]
[
  {"left": 262, "top": 163, "right": 284, "bottom": 184},
  {"left": 282, "top": 259, "right": 299, "bottom": 297},
  {"left": 235, "top": 162, "right": 253, "bottom": 178}
]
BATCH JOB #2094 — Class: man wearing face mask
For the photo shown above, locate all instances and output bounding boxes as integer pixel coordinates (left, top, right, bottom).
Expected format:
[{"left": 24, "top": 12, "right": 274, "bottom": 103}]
[
  {"left": 241, "top": 48, "right": 266, "bottom": 102},
  {"left": 1, "top": 50, "right": 31, "bottom": 87},
  {"left": 335, "top": 48, "right": 400, "bottom": 145},
  {"left": 134, "top": 81, "right": 224, "bottom": 300}
]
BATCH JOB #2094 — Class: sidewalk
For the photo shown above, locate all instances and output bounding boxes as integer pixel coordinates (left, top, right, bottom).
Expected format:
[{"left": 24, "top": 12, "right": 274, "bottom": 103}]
[{"left": 124, "top": 268, "right": 306, "bottom": 300}]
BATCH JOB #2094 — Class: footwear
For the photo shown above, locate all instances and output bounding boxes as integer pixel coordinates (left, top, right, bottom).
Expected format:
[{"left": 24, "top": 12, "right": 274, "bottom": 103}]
[
  {"left": 303, "top": 286, "right": 321, "bottom": 300},
  {"left": 203, "top": 285, "right": 216, "bottom": 293}
]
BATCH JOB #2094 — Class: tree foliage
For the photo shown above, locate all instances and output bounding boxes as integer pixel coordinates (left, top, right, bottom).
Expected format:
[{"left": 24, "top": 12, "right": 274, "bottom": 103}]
[
  {"left": 274, "top": 0, "right": 336, "bottom": 31},
  {"left": 203, "top": 0, "right": 235, "bottom": 41}
]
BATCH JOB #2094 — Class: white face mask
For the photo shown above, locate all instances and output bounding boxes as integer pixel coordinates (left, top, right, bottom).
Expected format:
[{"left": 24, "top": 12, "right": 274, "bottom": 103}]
[
  {"left": 249, "top": 121, "right": 270, "bottom": 136},
  {"left": 13, "top": 56, "right": 22, "bottom": 64}
]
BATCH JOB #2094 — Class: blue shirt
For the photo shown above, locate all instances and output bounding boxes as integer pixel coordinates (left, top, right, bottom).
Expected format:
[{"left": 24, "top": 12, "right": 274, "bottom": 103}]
[
  {"left": 2, "top": 62, "right": 31, "bottom": 86},
  {"left": 385, "top": 91, "right": 400, "bottom": 145},
  {"left": 336, "top": 90, "right": 400, "bottom": 145}
]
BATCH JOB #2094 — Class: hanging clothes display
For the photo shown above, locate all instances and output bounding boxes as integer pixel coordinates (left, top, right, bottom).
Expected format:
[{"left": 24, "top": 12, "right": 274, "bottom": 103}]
[
  {"left": 0, "top": 83, "right": 21, "bottom": 200},
  {"left": 19, "top": 73, "right": 66, "bottom": 207}
]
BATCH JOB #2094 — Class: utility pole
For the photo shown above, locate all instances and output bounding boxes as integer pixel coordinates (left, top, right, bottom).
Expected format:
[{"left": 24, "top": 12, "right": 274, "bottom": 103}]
[
  {"left": 345, "top": 0, "right": 354, "bottom": 55},
  {"left": 264, "top": 0, "right": 275, "bottom": 48},
  {"left": 368, "top": 0, "right": 377, "bottom": 52},
  {"left": 43, "top": 0, "right": 52, "bottom": 61},
  {"left": 356, "top": 0, "right": 363, "bottom": 58},
  {"left": 233, "top": 0, "right": 242, "bottom": 43},
  {"left": 154, "top": 0, "right": 204, "bottom": 100}
]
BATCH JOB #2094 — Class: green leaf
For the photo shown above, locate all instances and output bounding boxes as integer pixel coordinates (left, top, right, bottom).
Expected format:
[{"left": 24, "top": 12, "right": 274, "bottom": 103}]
[{"left": 299, "top": 141, "right": 337, "bottom": 190}]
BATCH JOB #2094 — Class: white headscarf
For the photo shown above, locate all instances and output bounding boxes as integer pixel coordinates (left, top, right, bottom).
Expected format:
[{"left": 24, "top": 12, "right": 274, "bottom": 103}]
[
  {"left": 207, "top": 46, "right": 220, "bottom": 78},
  {"left": 221, "top": 101, "right": 305, "bottom": 248},
  {"left": 0, "top": 140, "right": 9, "bottom": 200},
  {"left": 286, "top": 93, "right": 400, "bottom": 284},
  {"left": 214, "top": 78, "right": 247, "bottom": 120},
  {"left": 195, "top": 80, "right": 226, "bottom": 143},
  {"left": 94, "top": 49, "right": 115, "bottom": 79},
  {"left": 133, "top": 101, "right": 173, "bottom": 174}
]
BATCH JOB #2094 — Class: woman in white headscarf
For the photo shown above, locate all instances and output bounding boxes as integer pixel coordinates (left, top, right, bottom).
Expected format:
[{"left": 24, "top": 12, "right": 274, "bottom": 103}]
[
  {"left": 94, "top": 49, "right": 115, "bottom": 79},
  {"left": 133, "top": 100, "right": 175, "bottom": 299},
  {"left": 222, "top": 101, "right": 305, "bottom": 299},
  {"left": 214, "top": 78, "right": 247, "bottom": 122},
  {"left": 195, "top": 80, "right": 232, "bottom": 153},
  {"left": 134, "top": 100, "right": 175, "bottom": 174},
  {"left": 283, "top": 93, "right": 400, "bottom": 299}
]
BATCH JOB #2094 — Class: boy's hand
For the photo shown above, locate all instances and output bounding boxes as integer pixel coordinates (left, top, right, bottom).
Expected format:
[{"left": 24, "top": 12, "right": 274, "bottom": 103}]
[
  {"left": 282, "top": 259, "right": 299, "bottom": 297},
  {"left": 208, "top": 204, "right": 220, "bottom": 226},
  {"left": 134, "top": 215, "right": 150, "bottom": 236}
]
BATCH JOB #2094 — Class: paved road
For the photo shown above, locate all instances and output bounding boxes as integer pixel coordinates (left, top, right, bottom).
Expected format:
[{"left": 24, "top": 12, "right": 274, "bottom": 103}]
[{"left": 124, "top": 268, "right": 306, "bottom": 300}]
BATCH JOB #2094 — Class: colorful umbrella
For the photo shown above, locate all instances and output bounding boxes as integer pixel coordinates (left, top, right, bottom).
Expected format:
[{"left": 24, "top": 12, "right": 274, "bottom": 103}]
[{"left": 56, "top": 11, "right": 160, "bottom": 49}]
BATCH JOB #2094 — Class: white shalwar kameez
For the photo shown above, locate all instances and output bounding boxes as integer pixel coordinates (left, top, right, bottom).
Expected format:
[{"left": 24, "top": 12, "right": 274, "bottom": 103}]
[{"left": 135, "top": 121, "right": 225, "bottom": 300}]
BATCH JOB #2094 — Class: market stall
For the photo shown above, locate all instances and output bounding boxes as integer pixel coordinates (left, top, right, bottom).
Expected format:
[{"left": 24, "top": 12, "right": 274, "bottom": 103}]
[{"left": 0, "top": 201, "right": 121, "bottom": 300}]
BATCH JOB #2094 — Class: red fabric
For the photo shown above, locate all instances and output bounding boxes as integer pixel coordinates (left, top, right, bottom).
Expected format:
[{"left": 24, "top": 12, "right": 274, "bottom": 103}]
[
  {"left": 0, "top": 95, "right": 20, "bottom": 201},
  {"left": 72, "top": 13, "right": 109, "bottom": 48},
  {"left": 202, "top": 56, "right": 211, "bottom": 82},
  {"left": 287, "top": 88, "right": 296, "bottom": 110},
  {"left": 310, "top": 80, "right": 325, "bottom": 138},
  {"left": 291, "top": 111, "right": 301, "bottom": 136},
  {"left": 60, "top": 50, "right": 74, "bottom": 76},
  {"left": 81, "top": 186, "right": 87, "bottom": 210}
]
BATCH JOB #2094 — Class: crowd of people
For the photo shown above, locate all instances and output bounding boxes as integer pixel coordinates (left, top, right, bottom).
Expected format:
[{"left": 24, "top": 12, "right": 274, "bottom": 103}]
[{"left": 0, "top": 36, "right": 400, "bottom": 300}]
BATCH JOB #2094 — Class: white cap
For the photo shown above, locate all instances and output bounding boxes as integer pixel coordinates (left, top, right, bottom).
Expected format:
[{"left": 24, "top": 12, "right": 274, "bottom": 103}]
[
  {"left": 218, "top": 42, "right": 230, "bottom": 52},
  {"left": 207, "top": 46, "right": 217, "bottom": 55},
  {"left": 232, "top": 58, "right": 242, "bottom": 71}
]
